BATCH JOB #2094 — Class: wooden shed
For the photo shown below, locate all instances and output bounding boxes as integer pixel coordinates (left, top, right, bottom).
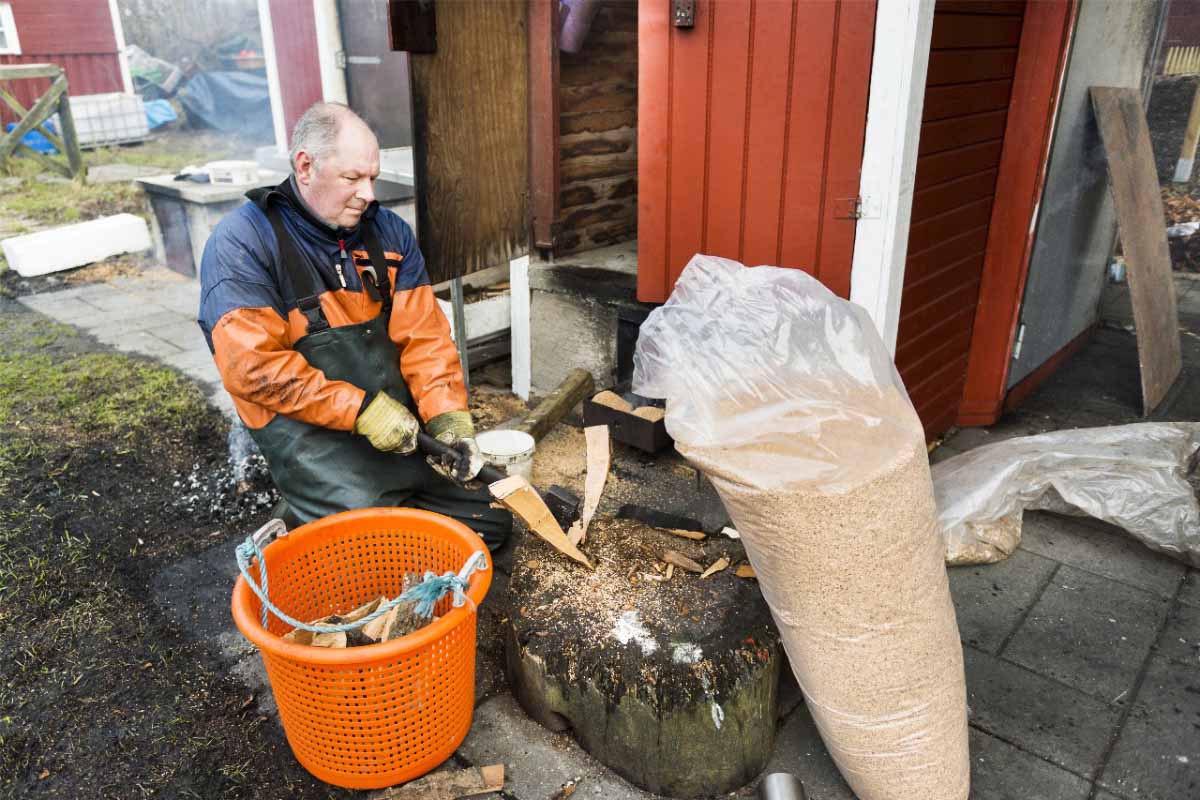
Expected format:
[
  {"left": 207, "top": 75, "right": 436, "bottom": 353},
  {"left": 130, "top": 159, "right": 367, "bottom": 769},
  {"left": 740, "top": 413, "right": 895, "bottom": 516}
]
[
  {"left": 0, "top": 0, "right": 132, "bottom": 124},
  {"left": 258, "top": 0, "right": 1168, "bottom": 438}
]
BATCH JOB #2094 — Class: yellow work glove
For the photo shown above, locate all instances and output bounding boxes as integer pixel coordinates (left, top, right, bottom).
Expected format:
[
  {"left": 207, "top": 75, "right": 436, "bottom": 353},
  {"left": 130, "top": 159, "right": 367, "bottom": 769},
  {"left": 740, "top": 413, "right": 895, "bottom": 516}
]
[
  {"left": 426, "top": 411, "right": 485, "bottom": 485},
  {"left": 353, "top": 392, "right": 420, "bottom": 454}
]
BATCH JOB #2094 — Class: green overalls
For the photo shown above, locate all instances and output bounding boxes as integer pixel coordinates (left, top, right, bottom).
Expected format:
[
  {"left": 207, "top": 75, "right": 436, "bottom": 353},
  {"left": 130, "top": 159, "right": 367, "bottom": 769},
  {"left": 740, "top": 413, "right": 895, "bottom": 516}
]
[{"left": 249, "top": 199, "right": 512, "bottom": 550}]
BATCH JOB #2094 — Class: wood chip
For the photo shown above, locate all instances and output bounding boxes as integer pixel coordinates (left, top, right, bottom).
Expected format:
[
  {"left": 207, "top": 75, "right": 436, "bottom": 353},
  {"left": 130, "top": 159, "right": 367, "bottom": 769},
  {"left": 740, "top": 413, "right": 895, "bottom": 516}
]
[
  {"left": 369, "top": 764, "right": 505, "bottom": 799},
  {"left": 490, "top": 475, "right": 594, "bottom": 569},
  {"left": 657, "top": 526, "right": 706, "bottom": 541},
  {"left": 700, "top": 556, "right": 730, "bottom": 579},
  {"left": 665, "top": 563, "right": 674, "bottom": 580},
  {"left": 631, "top": 406, "right": 665, "bottom": 422},
  {"left": 662, "top": 550, "right": 704, "bottom": 573},
  {"left": 591, "top": 390, "right": 632, "bottom": 413},
  {"left": 735, "top": 564, "right": 757, "bottom": 579},
  {"left": 567, "top": 425, "right": 610, "bottom": 546}
]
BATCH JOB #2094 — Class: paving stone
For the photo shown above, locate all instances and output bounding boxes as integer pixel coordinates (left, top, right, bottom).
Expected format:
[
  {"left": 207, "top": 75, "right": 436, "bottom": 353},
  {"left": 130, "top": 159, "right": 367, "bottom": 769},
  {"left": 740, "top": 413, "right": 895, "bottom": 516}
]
[
  {"left": 1020, "top": 512, "right": 1186, "bottom": 599},
  {"left": 967, "top": 728, "right": 1091, "bottom": 800},
  {"left": 16, "top": 294, "right": 104, "bottom": 321},
  {"left": 74, "top": 306, "right": 184, "bottom": 332},
  {"left": 458, "top": 695, "right": 657, "bottom": 800},
  {"left": 107, "top": 329, "right": 185, "bottom": 359},
  {"left": 948, "top": 549, "right": 1059, "bottom": 654},
  {"left": 144, "top": 321, "right": 208, "bottom": 351},
  {"left": 1099, "top": 655, "right": 1200, "bottom": 800},
  {"left": 71, "top": 287, "right": 148, "bottom": 313},
  {"left": 1157, "top": 601, "right": 1200, "bottom": 667},
  {"left": 760, "top": 703, "right": 855, "bottom": 800},
  {"left": 963, "top": 646, "right": 1122, "bottom": 776},
  {"left": 1003, "top": 565, "right": 1168, "bottom": 703},
  {"left": 1180, "top": 570, "right": 1200, "bottom": 608},
  {"left": 87, "top": 163, "right": 164, "bottom": 183}
]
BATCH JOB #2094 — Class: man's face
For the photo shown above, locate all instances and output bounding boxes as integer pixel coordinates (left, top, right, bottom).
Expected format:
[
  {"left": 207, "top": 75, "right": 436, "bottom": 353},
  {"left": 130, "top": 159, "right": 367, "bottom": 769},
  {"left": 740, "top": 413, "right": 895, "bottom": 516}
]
[{"left": 294, "top": 121, "right": 381, "bottom": 229}]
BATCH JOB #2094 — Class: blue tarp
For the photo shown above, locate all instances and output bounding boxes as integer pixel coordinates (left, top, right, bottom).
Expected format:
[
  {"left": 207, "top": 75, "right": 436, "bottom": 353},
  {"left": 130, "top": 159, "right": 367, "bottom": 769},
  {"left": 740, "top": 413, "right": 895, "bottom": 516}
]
[
  {"left": 3, "top": 121, "right": 58, "bottom": 155},
  {"left": 176, "top": 70, "right": 273, "bottom": 142},
  {"left": 144, "top": 99, "right": 178, "bottom": 129}
]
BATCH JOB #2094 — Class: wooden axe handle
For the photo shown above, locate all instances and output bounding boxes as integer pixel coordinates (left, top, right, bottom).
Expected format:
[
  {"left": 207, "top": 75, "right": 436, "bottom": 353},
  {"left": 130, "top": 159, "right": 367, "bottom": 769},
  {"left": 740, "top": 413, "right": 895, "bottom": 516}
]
[{"left": 417, "top": 432, "right": 508, "bottom": 485}]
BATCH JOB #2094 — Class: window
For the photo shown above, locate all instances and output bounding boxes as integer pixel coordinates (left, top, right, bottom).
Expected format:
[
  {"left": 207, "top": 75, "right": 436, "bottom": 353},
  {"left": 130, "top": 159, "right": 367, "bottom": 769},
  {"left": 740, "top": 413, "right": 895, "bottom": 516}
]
[{"left": 0, "top": 3, "right": 19, "bottom": 56}]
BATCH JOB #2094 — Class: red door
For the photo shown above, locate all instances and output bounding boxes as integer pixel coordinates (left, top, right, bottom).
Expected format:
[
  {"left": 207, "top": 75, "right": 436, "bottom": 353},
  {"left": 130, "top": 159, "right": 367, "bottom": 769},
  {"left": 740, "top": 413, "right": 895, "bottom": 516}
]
[
  {"left": 895, "top": 0, "right": 1027, "bottom": 436},
  {"left": 637, "top": 0, "right": 877, "bottom": 303}
]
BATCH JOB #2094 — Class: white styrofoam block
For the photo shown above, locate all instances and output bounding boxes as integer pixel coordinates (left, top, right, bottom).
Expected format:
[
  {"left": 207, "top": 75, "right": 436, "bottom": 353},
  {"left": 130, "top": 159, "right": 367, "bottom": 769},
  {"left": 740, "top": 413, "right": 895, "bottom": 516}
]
[
  {"left": 438, "top": 292, "right": 511, "bottom": 343},
  {"left": 2, "top": 213, "right": 152, "bottom": 277}
]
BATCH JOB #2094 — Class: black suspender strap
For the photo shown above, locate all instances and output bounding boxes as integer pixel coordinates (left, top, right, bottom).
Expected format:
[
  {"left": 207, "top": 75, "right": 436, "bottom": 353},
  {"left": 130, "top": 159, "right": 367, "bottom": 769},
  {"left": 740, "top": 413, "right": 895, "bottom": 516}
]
[
  {"left": 360, "top": 218, "right": 394, "bottom": 318},
  {"left": 265, "top": 202, "right": 330, "bottom": 334}
]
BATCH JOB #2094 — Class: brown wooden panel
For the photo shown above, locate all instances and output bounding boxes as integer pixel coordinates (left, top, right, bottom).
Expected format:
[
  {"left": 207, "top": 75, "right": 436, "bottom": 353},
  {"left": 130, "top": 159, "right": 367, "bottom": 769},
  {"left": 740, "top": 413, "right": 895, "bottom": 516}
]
[
  {"left": 898, "top": 278, "right": 983, "bottom": 344},
  {"left": 409, "top": 0, "right": 528, "bottom": 282},
  {"left": 910, "top": 169, "right": 999, "bottom": 221},
  {"left": 902, "top": 252, "right": 987, "bottom": 311},
  {"left": 913, "top": 372, "right": 969, "bottom": 433},
  {"left": 923, "top": 79, "right": 1014, "bottom": 121},
  {"left": 703, "top": 0, "right": 754, "bottom": 260},
  {"left": 1090, "top": 87, "right": 1183, "bottom": 413},
  {"left": 931, "top": 13, "right": 1024, "bottom": 49},
  {"left": 900, "top": 324, "right": 976, "bottom": 395},
  {"left": 936, "top": 1, "right": 1025, "bottom": 16},
  {"left": 906, "top": 196, "right": 993, "bottom": 254},
  {"left": 896, "top": 305, "right": 976, "bottom": 366},
  {"left": 904, "top": 225, "right": 990, "bottom": 283},
  {"left": 908, "top": 356, "right": 970, "bottom": 412},
  {"left": 926, "top": 49, "right": 1019, "bottom": 86},
  {"left": 915, "top": 140, "right": 1004, "bottom": 190},
  {"left": 918, "top": 110, "right": 1008, "bottom": 156}
]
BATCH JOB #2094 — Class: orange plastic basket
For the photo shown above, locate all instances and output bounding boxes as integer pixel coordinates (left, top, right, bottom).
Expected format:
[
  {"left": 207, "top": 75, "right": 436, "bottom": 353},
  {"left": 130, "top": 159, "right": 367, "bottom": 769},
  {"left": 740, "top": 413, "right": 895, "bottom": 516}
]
[{"left": 231, "top": 508, "right": 492, "bottom": 790}]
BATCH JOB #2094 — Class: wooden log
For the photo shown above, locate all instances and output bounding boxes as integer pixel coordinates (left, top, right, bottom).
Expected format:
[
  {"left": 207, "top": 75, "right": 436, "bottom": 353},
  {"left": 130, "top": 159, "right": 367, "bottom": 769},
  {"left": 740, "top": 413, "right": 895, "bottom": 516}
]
[
  {"left": 0, "top": 63, "right": 61, "bottom": 81},
  {"left": 1175, "top": 81, "right": 1200, "bottom": 183},
  {"left": 506, "top": 518, "right": 781, "bottom": 798},
  {"left": 516, "top": 367, "right": 594, "bottom": 442},
  {"left": 56, "top": 87, "right": 84, "bottom": 183}
]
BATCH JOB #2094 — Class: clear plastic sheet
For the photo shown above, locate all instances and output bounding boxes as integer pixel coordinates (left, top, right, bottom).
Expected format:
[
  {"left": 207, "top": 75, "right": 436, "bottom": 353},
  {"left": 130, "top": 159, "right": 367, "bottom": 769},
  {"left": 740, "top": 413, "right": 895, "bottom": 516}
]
[
  {"left": 934, "top": 423, "right": 1200, "bottom": 567},
  {"left": 633, "top": 255, "right": 969, "bottom": 800}
]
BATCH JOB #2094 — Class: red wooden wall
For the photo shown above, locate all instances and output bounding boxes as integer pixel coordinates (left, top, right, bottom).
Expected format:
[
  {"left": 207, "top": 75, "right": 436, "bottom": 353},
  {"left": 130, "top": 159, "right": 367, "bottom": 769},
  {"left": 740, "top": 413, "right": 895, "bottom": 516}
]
[
  {"left": 268, "top": 0, "right": 323, "bottom": 141},
  {"left": 894, "top": 0, "right": 1026, "bottom": 436},
  {"left": 637, "top": 0, "right": 877, "bottom": 303},
  {"left": 1, "top": 1, "right": 123, "bottom": 125}
]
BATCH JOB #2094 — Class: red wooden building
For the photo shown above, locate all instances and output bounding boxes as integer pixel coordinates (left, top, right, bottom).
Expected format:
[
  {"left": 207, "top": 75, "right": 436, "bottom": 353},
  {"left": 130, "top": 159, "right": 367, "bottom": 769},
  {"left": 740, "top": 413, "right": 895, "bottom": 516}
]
[{"left": 0, "top": 0, "right": 131, "bottom": 123}]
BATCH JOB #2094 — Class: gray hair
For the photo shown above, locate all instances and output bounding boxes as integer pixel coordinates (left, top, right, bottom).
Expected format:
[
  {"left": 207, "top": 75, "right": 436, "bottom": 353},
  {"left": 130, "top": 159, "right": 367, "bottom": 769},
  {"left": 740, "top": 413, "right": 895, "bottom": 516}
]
[{"left": 288, "top": 102, "right": 371, "bottom": 171}]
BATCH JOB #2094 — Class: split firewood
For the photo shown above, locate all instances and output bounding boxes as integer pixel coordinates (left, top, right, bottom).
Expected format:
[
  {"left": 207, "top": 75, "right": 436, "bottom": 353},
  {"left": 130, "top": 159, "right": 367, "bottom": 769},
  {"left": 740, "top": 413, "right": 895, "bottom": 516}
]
[
  {"left": 631, "top": 406, "right": 665, "bottom": 422},
  {"left": 368, "top": 764, "right": 505, "bottom": 799},
  {"left": 591, "top": 390, "right": 632, "bottom": 413},
  {"left": 567, "top": 425, "right": 610, "bottom": 546},
  {"left": 341, "top": 596, "right": 383, "bottom": 624},
  {"left": 662, "top": 550, "right": 704, "bottom": 573},
  {"left": 311, "top": 631, "right": 347, "bottom": 648},
  {"left": 657, "top": 527, "right": 706, "bottom": 541},
  {"left": 735, "top": 564, "right": 757, "bottom": 579},
  {"left": 665, "top": 563, "right": 675, "bottom": 580},
  {"left": 700, "top": 557, "right": 730, "bottom": 579},
  {"left": 490, "top": 475, "right": 594, "bottom": 569}
]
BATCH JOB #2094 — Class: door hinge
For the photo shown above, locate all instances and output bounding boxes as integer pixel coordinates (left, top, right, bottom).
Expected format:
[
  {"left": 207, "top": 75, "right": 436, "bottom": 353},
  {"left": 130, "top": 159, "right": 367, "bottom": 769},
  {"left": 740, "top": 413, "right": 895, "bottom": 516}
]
[
  {"left": 334, "top": 50, "right": 347, "bottom": 69},
  {"left": 1012, "top": 323, "right": 1026, "bottom": 361},
  {"left": 833, "top": 195, "right": 880, "bottom": 220}
]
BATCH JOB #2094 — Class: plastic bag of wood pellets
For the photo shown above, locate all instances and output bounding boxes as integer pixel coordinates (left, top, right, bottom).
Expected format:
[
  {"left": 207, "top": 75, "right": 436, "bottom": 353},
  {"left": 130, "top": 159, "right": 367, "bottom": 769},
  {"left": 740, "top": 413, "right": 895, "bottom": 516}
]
[
  {"left": 934, "top": 423, "right": 1200, "bottom": 567},
  {"left": 632, "top": 255, "right": 969, "bottom": 800}
]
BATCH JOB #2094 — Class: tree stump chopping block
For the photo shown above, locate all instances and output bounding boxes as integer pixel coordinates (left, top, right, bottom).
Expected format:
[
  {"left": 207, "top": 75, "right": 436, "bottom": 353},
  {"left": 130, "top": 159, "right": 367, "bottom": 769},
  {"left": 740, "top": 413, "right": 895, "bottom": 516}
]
[{"left": 505, "top": 518, "right": 781, "bottom": 798}]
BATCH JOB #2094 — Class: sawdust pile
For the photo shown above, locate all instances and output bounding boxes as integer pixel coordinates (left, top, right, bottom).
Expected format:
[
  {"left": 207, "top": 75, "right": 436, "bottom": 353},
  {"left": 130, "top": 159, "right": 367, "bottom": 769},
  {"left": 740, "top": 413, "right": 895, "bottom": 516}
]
[{"left": 684, "top": 394, "right": 969, "bottom": 800}]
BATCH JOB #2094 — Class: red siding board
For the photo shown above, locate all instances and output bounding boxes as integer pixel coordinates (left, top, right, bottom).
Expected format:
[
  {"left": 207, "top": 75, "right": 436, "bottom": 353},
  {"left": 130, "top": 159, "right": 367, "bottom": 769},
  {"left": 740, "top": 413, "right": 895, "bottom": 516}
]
[
  {"left": 638, "top": 0, "right": 876, "bottom": 303},
  {"left": 0, "top": 53, "right": 123, "bottom": 126},
  {"left": 269, "top": 0, "right": 323, "bottom": 138},
  {"left": 8, "top": 1, "right": 119, "bottom": 55}
]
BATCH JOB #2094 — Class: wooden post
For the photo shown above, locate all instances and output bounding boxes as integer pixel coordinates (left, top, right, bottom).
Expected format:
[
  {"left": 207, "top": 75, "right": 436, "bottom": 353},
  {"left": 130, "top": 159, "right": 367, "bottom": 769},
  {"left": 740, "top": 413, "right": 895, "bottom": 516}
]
[
  {"left": 528, "top": 0, "right": 560, "bottom": 250},
  {"left": 1173, "top": 79, "right": 1200, "bottom": 183},
  {"left": 56, "top": 87, "right": 85, "bottom": 183}
]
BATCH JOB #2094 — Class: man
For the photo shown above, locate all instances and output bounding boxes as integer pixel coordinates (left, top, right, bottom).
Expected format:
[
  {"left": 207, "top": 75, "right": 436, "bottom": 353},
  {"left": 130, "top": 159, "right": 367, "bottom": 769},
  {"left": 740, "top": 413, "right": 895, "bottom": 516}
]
[{"left": 198, "top": 102, "right": 511, "bottom": 549}]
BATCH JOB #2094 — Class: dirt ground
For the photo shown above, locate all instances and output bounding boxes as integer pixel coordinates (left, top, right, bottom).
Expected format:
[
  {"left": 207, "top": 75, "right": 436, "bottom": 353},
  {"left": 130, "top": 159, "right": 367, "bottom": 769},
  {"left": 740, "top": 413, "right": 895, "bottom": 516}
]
[{"left": 0, "top": 299, "right": 361, "bottom": 799}]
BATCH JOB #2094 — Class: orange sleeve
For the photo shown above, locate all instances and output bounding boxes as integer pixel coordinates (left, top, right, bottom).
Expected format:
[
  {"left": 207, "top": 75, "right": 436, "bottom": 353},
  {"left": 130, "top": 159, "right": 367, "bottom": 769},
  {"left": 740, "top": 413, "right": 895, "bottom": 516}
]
[
  {"left": 388, "top": 285, "right": 468, "bottom": 421},
  {"left": 212, "top": 306, "right": 366, "bottom": 431}
]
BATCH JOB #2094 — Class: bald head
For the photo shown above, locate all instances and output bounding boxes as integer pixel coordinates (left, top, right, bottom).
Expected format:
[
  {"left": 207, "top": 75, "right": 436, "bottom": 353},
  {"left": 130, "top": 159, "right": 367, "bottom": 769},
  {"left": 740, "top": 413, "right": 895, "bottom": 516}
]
[{"left": 290, "top": 102, "right": 380, "bottom": 228}]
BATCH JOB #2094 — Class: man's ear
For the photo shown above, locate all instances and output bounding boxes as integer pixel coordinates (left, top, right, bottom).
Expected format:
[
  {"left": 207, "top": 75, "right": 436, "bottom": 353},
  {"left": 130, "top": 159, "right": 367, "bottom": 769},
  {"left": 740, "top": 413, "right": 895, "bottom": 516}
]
[{"left": 294, "top": 151, "right": 315, "bottom": 185}]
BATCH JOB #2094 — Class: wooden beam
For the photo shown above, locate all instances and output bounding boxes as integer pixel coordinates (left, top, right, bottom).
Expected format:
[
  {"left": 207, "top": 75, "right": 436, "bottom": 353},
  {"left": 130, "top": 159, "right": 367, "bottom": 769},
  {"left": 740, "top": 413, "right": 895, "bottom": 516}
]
[
  {"left": 528, "top": 0, "right": 560, "bottom": 250},
  {"left": 516, "top": 367, "right": 594, "bottom": 442},
  {"left": 0, "top": 64, "right": 62, "bottom": 81},
  {"left": 57, "top": 87, "right": 85, "bottom": 182},
  {"left": 0, "top": 86, "right": 67, "bottom": 155},
  {"left": 14, "top": 141, "right": 71, "bottom": 178},
  {"left": 0, "top": 75, "right": 67, "bottom": 163}
]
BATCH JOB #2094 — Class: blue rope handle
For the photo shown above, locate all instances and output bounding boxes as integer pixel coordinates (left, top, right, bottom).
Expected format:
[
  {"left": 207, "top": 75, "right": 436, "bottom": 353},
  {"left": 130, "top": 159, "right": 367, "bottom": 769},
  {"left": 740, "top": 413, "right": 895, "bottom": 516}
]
[{"left": 235, "top": 526, "right": 489, "bottom": 635}]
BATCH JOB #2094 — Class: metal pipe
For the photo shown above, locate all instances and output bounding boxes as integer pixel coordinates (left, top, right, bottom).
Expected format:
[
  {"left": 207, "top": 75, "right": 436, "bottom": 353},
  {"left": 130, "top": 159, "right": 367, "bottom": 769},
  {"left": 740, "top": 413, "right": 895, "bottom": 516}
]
[
  {"left": 450, "top": 276, "right": 470, "bottom": 392},
  {"left": 757, "top": 772, "right": 807, "bottom": 800}
]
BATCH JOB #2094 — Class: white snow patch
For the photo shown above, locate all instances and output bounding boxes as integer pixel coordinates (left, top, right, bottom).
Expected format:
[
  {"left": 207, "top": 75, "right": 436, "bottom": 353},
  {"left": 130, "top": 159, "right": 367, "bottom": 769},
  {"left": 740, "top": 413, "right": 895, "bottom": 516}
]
[
  {"left": 711, "top": 702, "right": 724, "bottom": 729},
  {"left": 612, "top": 611, "right": 658, "bottom": 654},
  {"left": 672, "top": 643, "right": 702, "bottom": 664}
]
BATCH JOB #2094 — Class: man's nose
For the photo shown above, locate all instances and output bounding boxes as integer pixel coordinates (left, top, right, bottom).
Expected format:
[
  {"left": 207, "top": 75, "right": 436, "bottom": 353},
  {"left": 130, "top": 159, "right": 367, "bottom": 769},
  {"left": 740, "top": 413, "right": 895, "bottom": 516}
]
[{"left": 357, "top": 178, "right": 375, "bottom": 205}]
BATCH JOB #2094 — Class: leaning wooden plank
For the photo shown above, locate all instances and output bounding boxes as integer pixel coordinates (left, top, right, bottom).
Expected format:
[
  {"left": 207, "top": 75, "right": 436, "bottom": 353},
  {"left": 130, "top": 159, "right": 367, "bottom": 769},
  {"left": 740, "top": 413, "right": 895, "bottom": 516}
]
[
  {"left": 369, "top": 764, "right": 505, "bottom": 800},
  {"left": 567, "top": 425, "right": 609, "bottom": 546},
  {"left": 490, "top": 475, "right": 594, "bottom": 569},
  {"left": 1, "top": 214, "right": 152, "bottom": 278},
  {"left": 517, "top": 367, "right": 595, "bottom": 442},
  {"left": 1090, "top": 87, "right": 1184, "bottom": 413}
]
